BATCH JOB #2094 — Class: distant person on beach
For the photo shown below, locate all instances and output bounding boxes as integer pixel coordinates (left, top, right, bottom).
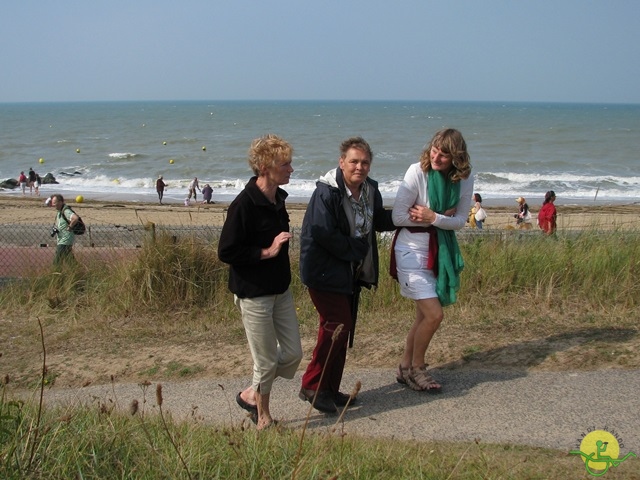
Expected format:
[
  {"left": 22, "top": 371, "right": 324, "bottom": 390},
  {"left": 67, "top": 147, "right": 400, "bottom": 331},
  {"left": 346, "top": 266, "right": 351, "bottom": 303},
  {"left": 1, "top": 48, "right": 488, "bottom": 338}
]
[
  {"left": 35, "top": 172, "right": 41, "bottom": 196},
  {"left": 391, "top": 128, "right": 473, "bottom": 392},
  {"left": 514, "top": 196, "right": 532, "bottom": 229},
  {"left": 18, "top": 171, "right": 27, "bottom": 195},
  {"left": 28, "top": 168, "right": 37, "bottom": 195},
  {"left": 467, "top": 207, "right": 476, "bottom": 229},
  {"left": 537, "top": 190, "right": 557, "bottom": 235},
  {"left": 472, "top": 193, "right": 486, "bottom": 229},
  {"left": 218, "top": 134, "right": 302, "bottom": 431},
  {"left": 202, "top": 184, "right": 214, "bottom": 204},
  {"left": 187, "top": 177, "right": 200, "bottom": 201},
  {"left": 299, "top": 136, "right": 395, "bottom": 414},
  {"left": 51, "top": 193, "right": 79, "bottom": 266},
  {"left": 156, "top": 175, "right": 167, "bottom": 204}
]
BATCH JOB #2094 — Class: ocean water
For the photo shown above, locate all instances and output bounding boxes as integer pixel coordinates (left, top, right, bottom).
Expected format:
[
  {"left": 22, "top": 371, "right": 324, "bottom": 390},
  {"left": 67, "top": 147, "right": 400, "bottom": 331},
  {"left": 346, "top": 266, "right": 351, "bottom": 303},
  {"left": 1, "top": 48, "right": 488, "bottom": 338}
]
[{"left": 1, "top": 100, "right": 639, "bottom": 206}]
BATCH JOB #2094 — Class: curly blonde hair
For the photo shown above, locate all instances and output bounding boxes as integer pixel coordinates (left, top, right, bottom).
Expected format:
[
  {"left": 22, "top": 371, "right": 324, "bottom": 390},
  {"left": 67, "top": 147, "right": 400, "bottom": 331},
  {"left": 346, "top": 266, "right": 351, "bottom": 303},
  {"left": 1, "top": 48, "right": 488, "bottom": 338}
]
[
  {"left": 419, "top": 128, "right": 472, "bottom": 183},
  {"left": 248, "top": 134, "right": 293, "bottom": 176}
]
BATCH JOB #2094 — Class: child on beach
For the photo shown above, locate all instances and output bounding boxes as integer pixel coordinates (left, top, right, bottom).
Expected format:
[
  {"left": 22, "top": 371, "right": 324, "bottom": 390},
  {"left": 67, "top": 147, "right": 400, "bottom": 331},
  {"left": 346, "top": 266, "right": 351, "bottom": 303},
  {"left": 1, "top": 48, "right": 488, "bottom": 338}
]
[{"left": 515, "top": 196, "right": 532, "bottom": 229}]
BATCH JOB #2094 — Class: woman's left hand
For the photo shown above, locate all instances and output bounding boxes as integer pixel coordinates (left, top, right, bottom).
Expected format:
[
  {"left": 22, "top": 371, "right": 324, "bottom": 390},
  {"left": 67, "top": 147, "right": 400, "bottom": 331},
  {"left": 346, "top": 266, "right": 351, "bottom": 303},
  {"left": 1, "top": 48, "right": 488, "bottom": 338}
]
[{"left": 408, "top": 205, "right": 436, "bottom": 225}]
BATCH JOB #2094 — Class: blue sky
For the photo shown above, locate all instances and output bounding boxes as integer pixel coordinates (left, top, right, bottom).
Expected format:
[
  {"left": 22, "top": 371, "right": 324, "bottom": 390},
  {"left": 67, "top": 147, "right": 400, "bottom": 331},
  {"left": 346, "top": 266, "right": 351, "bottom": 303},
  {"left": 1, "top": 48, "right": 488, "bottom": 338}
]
[{"left": 2, "top": 0, "right": 639, "bottom": 104}]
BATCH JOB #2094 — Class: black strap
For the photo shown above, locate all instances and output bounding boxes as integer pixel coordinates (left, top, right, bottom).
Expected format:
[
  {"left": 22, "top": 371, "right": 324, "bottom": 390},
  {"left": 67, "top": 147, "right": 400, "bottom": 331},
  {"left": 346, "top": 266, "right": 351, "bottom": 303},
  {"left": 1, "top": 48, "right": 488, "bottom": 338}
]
[{"left": 60, "top": 205, "right": 77, "bottom": 226}]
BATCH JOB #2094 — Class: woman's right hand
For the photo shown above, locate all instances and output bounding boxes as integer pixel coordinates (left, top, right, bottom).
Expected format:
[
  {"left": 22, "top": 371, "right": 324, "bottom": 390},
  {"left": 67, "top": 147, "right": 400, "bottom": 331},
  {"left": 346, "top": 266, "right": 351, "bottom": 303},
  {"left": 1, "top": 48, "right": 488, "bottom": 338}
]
[{"left": 262, "top": 232, "right": 292, "bottom": 259}]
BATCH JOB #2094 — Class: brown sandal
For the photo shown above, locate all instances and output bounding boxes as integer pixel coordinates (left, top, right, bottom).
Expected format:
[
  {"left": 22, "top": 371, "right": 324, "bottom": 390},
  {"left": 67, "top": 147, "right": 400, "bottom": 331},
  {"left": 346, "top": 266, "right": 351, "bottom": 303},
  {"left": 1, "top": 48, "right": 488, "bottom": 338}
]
[
  {"left": 396, "top": 364, "right": 410, "bottom": 385},
  {"left": 409, "top": 366, "right": 442, "bottom": 393}
]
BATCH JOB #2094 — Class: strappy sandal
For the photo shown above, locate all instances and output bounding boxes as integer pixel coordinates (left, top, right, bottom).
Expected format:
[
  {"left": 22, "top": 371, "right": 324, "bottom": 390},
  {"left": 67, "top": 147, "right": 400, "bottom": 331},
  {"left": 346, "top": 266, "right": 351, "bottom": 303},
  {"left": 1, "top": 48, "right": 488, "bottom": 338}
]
[
  {"left": 409, "top": 366, "right": 442, "bottom": 393},
  {"left": 396, "top": 364, "right": 410, "bottom": 385}
]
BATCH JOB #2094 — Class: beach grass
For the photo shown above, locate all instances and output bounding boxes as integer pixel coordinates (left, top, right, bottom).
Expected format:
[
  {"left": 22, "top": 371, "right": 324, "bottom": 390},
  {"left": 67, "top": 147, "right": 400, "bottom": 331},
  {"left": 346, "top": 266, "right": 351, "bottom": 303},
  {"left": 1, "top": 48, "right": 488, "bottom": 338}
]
[
  {"left": 2, "top": 374, "right": 628, "bottom": 479},
  {"left": 2, "top": 228, "right": 639, "bottom": 379},
  {"left": 1, "top": 228, "right": 639, "bottom": 478}
]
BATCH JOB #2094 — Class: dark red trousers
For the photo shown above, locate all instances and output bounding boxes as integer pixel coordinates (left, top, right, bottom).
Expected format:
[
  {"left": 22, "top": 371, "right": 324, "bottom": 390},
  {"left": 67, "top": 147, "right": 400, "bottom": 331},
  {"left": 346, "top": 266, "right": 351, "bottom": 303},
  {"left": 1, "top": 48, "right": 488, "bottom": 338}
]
[{"left": 301, "top": 288, "right": 353, "bottom": 393}]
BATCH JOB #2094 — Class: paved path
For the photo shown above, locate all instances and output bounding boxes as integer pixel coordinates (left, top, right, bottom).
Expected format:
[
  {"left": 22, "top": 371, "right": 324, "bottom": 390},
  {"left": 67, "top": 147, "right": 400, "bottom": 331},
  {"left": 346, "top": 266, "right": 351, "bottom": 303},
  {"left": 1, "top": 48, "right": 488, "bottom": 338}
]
[{"left": 40, "top": 368, "right": 640, "bottom": 453}]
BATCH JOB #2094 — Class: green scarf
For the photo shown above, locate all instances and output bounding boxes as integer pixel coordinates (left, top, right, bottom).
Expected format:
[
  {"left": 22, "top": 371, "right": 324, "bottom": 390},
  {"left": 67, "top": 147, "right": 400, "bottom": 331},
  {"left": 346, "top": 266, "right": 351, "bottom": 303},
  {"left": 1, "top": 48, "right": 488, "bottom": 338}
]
[{"left": 428, "top": 169, "right": 464, "bottom": 306}]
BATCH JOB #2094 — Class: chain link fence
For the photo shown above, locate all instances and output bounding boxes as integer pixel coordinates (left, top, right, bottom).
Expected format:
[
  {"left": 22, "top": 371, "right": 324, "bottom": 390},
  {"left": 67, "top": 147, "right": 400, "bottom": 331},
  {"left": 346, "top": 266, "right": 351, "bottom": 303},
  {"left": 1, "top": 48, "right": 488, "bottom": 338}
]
[
  {"left": 0, "top": 223, "right": 228, "bottom": 279},
  {"left": 2, "top": 218, "right": 633, "bottom": 281},
  {"left": 0, "top": 218, "right": 541, "bottom": 281}
]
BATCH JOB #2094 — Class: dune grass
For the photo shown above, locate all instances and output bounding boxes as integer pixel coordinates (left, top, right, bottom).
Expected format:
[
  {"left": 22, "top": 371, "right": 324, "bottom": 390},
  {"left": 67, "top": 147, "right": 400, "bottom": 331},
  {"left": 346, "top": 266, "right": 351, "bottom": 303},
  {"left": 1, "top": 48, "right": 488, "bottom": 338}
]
[
  {"left": 1, "top": 228, "right": 639, "bottom": 478},
  {"left": 1, "top": 383, "right": 606, "bottom": 479},
  {"left": 7, "top": 228, "right": 638, "bottom": 328}
]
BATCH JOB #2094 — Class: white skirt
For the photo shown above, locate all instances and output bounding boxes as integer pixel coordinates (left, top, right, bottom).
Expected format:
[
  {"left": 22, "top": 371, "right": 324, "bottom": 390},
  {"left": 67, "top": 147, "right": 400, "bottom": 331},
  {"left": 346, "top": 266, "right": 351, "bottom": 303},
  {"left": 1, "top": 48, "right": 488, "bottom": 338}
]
[{"left": 395, "top": 249, "right": 438, "bottom": 300}]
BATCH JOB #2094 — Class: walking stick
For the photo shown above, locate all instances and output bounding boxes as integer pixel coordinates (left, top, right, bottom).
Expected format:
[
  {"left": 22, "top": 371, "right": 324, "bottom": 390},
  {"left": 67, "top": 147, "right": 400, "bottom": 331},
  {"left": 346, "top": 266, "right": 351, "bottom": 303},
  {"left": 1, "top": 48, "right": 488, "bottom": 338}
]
[{"left": 349, "top": 263, "right": 363, "bottom": 348}]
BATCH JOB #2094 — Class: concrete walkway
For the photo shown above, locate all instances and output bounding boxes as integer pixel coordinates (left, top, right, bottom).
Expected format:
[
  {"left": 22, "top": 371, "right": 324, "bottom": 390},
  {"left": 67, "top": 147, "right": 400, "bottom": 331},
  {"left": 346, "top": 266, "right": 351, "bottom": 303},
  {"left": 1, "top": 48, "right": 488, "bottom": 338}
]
[{"left": 40, "top": 367, "right": 640, "bottom": 453}]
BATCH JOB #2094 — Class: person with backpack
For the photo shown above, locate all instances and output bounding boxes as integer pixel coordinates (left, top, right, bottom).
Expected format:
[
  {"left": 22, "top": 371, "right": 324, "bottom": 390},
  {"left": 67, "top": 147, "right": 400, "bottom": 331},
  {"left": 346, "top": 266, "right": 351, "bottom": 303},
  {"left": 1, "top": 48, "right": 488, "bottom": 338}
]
[{"left": 51, "top": 193, "right": 83, "bottom": 266}]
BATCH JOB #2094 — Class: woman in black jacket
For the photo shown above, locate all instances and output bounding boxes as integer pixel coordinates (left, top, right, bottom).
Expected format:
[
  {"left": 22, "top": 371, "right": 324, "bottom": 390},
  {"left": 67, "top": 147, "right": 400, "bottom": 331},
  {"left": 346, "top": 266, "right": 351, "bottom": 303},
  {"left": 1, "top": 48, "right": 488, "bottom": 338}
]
[
  {"left": 298, "top": 136, "right": 395, "bottom": 414},
  {"left": 218, "top": 134, "right": 302, "bottom": 430}
]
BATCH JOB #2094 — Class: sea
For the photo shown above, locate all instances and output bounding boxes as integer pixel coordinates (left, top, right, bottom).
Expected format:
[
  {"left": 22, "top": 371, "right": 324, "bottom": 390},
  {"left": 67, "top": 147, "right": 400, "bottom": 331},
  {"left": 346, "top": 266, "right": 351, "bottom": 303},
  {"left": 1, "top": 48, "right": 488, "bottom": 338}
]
[{"left": 1, "top": 100, "right": 639, "bottom": 206}]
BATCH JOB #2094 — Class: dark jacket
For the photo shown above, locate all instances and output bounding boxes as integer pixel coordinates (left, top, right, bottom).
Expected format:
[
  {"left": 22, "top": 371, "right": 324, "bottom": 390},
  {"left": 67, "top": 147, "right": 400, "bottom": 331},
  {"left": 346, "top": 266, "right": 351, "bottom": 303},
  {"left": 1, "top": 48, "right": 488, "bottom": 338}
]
[
  {"left": 300, "top": 168, "right": 395, "bottom": 295},
  {"left": 218, "top": 177, "right": 291, "bottom": 298}
]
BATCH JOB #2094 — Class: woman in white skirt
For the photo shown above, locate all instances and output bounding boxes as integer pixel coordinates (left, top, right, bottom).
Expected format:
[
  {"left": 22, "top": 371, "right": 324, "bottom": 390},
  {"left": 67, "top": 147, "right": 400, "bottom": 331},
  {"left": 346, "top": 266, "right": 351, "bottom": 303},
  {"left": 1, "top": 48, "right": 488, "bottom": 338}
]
[{"left": 391, "top": 128, "right": 473, "bottom": 392}]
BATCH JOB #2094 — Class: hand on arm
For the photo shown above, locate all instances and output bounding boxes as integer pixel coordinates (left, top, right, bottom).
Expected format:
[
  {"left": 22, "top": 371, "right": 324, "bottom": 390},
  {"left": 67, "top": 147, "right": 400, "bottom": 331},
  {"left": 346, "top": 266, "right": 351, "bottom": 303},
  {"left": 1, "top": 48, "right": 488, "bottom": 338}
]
[{"left": 408, "top": 205, "right": 437, "bottom": 225}]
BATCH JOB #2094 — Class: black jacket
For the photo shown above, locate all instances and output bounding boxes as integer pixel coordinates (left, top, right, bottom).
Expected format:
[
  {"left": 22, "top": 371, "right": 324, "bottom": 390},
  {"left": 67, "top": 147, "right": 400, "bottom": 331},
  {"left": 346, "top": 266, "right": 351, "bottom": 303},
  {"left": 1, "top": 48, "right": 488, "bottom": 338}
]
[
  {"left": 218, "top": 177, "right": 291, "bottom": 298},
  {"left": 299, "top": 168, "right": 395, "bottom": 295}
]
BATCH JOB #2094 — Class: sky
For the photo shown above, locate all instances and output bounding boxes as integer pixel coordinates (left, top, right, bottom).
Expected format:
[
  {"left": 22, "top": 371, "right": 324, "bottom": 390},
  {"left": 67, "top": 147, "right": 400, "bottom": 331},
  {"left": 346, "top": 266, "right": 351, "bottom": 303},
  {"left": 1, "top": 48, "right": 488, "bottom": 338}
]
[{"left": 2, "top": 0, "right": 639, "bottom": 104}]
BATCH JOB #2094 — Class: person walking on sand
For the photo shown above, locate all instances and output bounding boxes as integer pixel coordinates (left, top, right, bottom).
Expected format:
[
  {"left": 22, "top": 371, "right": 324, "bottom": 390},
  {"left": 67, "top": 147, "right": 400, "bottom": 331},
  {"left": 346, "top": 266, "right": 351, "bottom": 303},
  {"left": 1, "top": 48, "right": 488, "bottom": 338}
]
[
  {"left": 18, "top": 171, "right": 27, "bottom": 195},
  {"left": 202, "top": 183, "right": 214, "bottom": 204},
  {"left": 35, "top": 172, "right": 41, "bottom": 196},
  {"left": 28, "top": 168, "right": 37, "bottom": 195},
  {"left": 537, "top": 190, "right": 557, "bottom": 236},
  {"left": 391, "top": 128, "right": 473, "bottom": 392},
  {"left": 51, "top": 193, "right": 80, "bottom": 266},
  {"left": 156, "top": 175, "right": 167, "bottom": 204},
  {"left": 187, "top": 177, "right": 200, "bottom": 201},
  {"left": 299, "top": 137, "right": 395, "bottom": 414},
  {"left": 218, "top": 134, "right": 302, "bottom": 431},
  {"left": 472, "top": 193, "right": 486, "bottom": 230}
]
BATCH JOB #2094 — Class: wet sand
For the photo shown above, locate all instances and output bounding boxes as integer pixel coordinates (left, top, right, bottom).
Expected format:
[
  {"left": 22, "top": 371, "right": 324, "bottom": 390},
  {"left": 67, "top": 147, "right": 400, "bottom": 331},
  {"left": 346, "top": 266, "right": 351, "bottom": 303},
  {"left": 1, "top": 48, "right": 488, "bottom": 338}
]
[{"left": 1, "top": 194, "right": 639, "bottom": 231}]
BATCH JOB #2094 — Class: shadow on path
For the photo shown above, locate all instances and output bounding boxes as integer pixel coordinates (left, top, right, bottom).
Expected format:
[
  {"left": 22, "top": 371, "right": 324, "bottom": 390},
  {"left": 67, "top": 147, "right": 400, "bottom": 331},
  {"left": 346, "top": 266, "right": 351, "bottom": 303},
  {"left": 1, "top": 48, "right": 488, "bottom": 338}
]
[{"left": 293, "top": 327, "right": 637, "bottom": 428}]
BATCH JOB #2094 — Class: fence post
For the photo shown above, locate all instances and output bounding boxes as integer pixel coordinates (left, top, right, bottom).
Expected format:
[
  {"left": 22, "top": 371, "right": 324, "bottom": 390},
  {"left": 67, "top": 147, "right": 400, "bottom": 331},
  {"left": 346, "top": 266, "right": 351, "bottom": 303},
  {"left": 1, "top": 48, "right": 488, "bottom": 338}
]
[{"left": 148, "top": 222, "right": 156, "bottom": 243}]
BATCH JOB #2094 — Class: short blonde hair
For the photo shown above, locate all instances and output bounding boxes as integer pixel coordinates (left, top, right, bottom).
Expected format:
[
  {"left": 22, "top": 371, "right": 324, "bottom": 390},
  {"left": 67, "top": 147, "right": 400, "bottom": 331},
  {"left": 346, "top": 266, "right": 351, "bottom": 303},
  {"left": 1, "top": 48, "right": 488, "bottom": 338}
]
[
  {"left": 248, "top": 134, "right": 293, "bottom": 176},
  {"left": 419, "top": 128, "right": 472, "bottom": 183}
]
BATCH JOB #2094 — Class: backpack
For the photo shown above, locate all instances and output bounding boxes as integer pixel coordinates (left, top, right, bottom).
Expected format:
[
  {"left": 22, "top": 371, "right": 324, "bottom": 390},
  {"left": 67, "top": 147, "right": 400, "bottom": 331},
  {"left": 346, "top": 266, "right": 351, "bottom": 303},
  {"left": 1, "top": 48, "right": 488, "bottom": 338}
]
[{"left": 61, "top": 207, "right": 86, "bottom": 235}]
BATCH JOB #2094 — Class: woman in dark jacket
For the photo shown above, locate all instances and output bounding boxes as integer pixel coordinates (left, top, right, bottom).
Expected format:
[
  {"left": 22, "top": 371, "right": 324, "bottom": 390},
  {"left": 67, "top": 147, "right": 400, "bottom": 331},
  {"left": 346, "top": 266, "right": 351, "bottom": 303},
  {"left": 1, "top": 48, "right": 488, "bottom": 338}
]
[
  {"left": 299, "top": 136, "right": 395, "bottom": 414},
  {"left": 218, "top": 134, "right": 302, "bottom": 430}
]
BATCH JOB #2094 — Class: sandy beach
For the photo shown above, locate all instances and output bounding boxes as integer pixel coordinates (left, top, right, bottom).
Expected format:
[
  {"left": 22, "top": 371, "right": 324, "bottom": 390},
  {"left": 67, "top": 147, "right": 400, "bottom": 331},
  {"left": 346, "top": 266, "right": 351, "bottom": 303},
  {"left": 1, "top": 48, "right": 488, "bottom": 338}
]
[{"left": 1, "top": 194, "right": 639, "bottom": 232}]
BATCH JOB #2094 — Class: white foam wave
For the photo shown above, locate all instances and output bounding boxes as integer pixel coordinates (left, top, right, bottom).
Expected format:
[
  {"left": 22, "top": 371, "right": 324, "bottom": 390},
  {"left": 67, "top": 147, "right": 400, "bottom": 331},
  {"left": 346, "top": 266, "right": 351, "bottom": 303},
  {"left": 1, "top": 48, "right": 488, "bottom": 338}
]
[
  {"left": 108, "top": 153, "right": 139, "bottom": 159},
  {"left": 482, "top": 171, "right": 640, "bottom": 185},
  {"left": 34, "top": 171, "right": 640, "bottom": 204}
]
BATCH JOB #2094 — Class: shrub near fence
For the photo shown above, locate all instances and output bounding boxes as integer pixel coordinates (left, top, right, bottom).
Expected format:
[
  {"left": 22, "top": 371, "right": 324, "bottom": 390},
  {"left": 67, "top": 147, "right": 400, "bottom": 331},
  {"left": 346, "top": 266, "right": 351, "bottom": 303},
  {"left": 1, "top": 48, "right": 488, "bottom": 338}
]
[
  {"left": 1, "top": 221, "right": 488, "bottom": 280},
  {"left": 0, "top": 220, "right": 591, "bottom": 280},
  {"left": 0, "top": 223, "right": 225, "bottom": 278}
]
